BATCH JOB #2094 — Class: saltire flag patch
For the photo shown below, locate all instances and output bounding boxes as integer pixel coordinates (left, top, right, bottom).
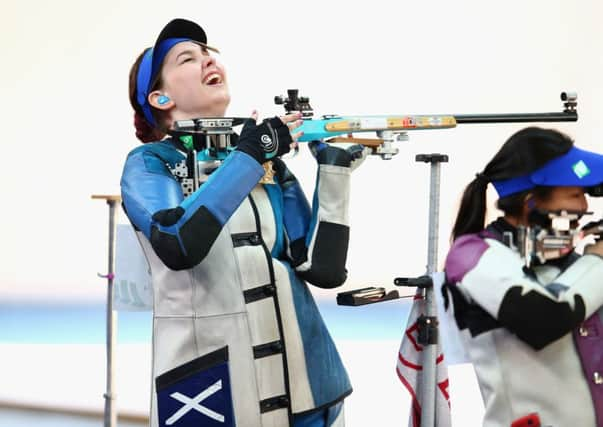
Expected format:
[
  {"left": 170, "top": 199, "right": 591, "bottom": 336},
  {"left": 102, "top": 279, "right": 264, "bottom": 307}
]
[{"left": 156, "top": 347, "right": 235, "bottom": 426}]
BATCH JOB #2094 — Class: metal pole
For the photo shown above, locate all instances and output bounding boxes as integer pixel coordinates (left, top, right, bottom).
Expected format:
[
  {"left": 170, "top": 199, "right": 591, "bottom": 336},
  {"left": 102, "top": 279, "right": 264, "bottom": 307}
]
[
  {"left": 92, "top": 194, "right": 121, "bottom": 427},
  {"left": 426, "top": 158, "right": 442, "bottom": 275},
  {"left": 416, "top": 154, "right": 448, "bottom": 427}
]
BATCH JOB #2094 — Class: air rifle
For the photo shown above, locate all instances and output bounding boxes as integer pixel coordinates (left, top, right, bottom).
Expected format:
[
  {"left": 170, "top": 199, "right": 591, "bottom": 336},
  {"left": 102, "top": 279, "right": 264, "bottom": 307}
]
[{"left": 275, "top": 89, "right": 578, "bottom": 159}]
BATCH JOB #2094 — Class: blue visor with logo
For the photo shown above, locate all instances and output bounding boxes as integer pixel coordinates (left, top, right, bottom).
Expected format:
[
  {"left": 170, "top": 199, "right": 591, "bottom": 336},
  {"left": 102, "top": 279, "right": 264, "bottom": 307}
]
[{"left": 492, "top": 146, "right": 603, "bottom": 197}]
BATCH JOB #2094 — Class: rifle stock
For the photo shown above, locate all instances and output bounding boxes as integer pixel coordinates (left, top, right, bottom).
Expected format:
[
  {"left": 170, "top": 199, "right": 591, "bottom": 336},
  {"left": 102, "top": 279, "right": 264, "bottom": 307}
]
[{"left": 295, "top": 115, "right": 457, "bottom": 142}]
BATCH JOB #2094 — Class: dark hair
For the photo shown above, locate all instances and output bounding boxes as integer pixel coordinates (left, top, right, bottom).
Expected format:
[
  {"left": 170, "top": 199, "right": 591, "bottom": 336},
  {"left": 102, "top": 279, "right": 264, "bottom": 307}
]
[
  {"left": 451, "top": 127, "right": 574, "bottom": 240},
  {"left": 128, "top": 49, "right": 166, "bottom": 143}
]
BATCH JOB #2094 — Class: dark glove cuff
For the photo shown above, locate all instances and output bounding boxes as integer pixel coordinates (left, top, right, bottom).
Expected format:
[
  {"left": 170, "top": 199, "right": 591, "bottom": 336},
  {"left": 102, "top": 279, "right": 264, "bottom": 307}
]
[
  {"left": 235, "top": 138, "right": 264, "bottom": 164},
  {"left": 234, "top": 119, "right": 264, "bottom": 164},
  {"left": 315, "top": 145, "right": 353, "bottom": 167}
]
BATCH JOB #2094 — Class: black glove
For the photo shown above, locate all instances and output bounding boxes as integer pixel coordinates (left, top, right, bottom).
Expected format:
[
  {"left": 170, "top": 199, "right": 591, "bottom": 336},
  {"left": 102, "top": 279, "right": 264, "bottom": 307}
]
[
  {"left": 235, "top": 117, "right": 292, "bottom": 163},
  {"left": 308, "top": 140, "right": 367, "bottom": 170}
]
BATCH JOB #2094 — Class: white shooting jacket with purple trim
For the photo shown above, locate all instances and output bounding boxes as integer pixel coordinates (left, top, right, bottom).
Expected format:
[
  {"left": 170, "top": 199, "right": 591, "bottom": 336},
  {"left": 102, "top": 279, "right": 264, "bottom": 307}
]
[{"left": 443, "top": 219, "right": 603, "bottom": 427}]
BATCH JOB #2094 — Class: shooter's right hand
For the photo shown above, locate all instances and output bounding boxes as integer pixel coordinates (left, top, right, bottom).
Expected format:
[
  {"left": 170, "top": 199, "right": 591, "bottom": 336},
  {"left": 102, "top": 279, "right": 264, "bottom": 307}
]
[{"left": 235, "top": 111, "right": 302, "bottom": 163}]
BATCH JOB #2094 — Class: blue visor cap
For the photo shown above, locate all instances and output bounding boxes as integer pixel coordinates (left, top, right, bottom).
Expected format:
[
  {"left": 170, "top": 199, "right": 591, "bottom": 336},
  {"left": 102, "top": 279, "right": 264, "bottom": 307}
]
[
  {"left": 493, "top": 146, "right": 603, "bottom": 198},
  {"left": 135, "top": 19, "right": 218, "bottom": 126}
]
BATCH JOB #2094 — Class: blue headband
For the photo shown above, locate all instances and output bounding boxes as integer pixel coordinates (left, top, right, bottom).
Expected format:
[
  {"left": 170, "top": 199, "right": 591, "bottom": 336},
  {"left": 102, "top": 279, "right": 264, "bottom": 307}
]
[
  {"left": 492, "top": 146, "right": 603, "bottom": 197},
  {"left": 136, "top": 38, "right": 190, "bottom": 126}
]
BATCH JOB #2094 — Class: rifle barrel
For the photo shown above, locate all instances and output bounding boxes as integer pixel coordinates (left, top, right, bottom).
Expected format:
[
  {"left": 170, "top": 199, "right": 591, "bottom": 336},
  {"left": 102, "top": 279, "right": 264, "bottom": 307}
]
[{"left": 454, "top": 111, "right": 577, "bottom": 124}]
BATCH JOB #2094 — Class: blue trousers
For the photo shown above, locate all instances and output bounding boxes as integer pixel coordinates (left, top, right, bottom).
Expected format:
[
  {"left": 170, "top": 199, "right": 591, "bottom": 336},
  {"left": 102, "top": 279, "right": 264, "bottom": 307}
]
[{"left": 292, "top": 402, "right": 343, "bottom": 427}]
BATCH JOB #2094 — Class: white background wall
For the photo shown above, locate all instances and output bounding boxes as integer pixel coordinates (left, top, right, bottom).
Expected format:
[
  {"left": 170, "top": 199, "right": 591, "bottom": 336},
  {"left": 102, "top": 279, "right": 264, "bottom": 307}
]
[
  {"left": 1, "top": 2, "right": 602, "bottom": 426},
  {"left": 1, "top": 1, "right": 602, "bottom": 300}
]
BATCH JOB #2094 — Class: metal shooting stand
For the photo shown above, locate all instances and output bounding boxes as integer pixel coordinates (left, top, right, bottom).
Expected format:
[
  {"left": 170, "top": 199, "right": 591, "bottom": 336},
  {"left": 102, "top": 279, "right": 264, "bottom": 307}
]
[
  {"left": 395, "top": 154, "right": 448, "bottom": 427},
  {"left": 92, "top": 194, "right": 121, "bottom": 427}
]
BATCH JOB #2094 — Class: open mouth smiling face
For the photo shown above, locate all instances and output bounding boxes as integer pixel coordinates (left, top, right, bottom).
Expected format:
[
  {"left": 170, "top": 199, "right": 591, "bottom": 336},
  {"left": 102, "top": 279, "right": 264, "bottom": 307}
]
[
  {"left": 159, "top": 41, "right": 231, "bottom": 116},
  {"left": 202, "top": 71, "right": 224, "bottom": 86}
]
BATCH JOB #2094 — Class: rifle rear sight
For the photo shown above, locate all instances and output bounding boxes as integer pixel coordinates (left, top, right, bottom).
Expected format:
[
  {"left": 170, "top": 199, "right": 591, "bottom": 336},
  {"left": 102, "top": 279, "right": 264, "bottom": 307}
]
[{"left": 274, "top": 89, "right": 314, "bottom": 119}]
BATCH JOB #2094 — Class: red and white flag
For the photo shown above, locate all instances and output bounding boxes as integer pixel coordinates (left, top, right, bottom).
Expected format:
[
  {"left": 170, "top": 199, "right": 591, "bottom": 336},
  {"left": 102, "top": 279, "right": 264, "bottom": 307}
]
[{"left": 396, "top": 289, "right": 452, "bottom": 427}]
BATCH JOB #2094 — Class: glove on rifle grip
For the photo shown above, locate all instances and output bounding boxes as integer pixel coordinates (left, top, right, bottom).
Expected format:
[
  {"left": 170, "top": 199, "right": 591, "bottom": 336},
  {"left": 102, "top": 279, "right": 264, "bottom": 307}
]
[{"left": 235, "top": 117, "right": 292, "bottom": 163}]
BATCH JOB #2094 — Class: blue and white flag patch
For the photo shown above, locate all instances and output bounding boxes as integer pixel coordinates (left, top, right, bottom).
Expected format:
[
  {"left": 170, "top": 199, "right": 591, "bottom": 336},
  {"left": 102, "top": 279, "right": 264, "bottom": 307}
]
[{"left": 156, "top": 347, "right": 235, "bottom": 426}]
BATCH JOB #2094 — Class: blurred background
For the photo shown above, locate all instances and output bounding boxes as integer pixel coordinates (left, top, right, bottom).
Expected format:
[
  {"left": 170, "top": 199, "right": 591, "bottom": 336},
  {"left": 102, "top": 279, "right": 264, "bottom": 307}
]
[{"left": 1, "top": 0, "right": 601, "bottom": 425}]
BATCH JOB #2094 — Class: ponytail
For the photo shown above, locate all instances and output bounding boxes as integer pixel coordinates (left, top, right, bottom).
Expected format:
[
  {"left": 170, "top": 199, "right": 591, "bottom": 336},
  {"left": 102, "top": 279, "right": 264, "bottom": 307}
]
[
  {"left": 133, "top": 112, "right": 165, "bottom": 143},
  {"left": 450, "top": 127, "right": 574, "bottom": 241},
  {"left": 451, "top": 176, "right": 489, "bottom": 241}
]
